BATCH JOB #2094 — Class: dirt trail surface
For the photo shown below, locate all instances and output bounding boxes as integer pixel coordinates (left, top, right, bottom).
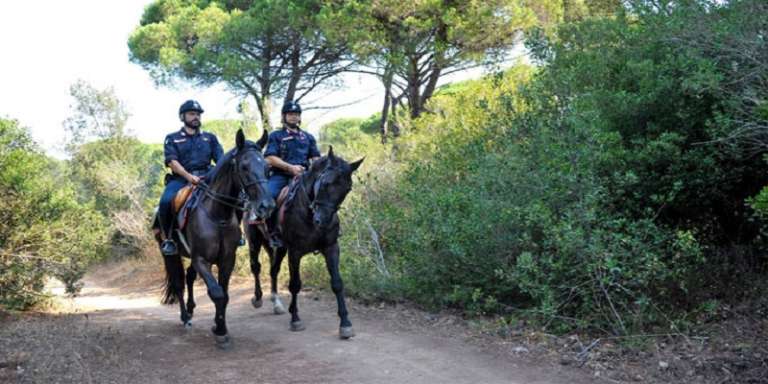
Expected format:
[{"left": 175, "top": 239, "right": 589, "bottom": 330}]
[{"left": 0, "top": 262, "right": 597, "bottom": 384}]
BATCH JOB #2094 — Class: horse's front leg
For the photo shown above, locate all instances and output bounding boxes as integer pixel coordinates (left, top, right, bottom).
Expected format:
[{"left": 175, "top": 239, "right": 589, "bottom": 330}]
[
  {"left": 270, "top": 246, "right": 288, "bottom": 315},
  {"left": 322, "top": 242, "right": 354, "bottom": 339},
  {"left": 213, "top": 252, "right": 235, "bottom": 349},
  {"left": 185, "top": 264, "right": 197, "bottom": 320},
  {"left": 191, "top": 256, "right": 228, "bottom": 341},
  {"left": 246, "top": 224, "right": 264, "bottom": 309},
  {"left": 287, "top": 249, "right": 304, "bottom": 331}
]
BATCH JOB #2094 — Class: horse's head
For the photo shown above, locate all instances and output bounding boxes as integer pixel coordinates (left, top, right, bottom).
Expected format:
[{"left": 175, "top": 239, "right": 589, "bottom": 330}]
[
  {"left": 308, "top": 146, "right": 364, "bottom": 229},
  {"left": 233, "top": 129, "right": 275, "bottom": 222}
]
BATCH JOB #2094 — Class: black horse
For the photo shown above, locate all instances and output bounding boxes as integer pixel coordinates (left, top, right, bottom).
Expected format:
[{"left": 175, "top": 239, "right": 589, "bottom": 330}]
[
  {"left": 157, "top": 129, "right": 274, "bottom": 348},
  {"left": 245, "top": 147, "right": 362, "bottom": 339}
]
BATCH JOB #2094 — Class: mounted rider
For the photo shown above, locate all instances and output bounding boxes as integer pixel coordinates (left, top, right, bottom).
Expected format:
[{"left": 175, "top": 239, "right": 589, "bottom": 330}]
[
  {"left": 158, "top": 99, "right": 224, "bottom": 256},
  {"left": 264, "top": 100, "right": 320, "bottom": 247}
]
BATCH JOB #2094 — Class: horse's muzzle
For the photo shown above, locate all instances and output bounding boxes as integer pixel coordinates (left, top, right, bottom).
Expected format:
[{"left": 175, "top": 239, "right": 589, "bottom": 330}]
[{"left": 248, "top": 198, "right": 275, "bottom": 222}]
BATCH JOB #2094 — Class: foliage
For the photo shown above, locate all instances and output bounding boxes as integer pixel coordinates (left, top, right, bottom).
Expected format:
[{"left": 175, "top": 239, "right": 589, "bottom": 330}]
[
  {"left": 67, "top": 137, "right": 163, "bottom": 258},
  {"left": 63, "top": 80, "right": 130, "bottom": 150},
  {"left": 526, "top": 0, "right": 768, "bottom": 284},
  {"left": 318, "top": 114, "right": 380, "bottom": 146},
  {"left": 309, "top": 0, "right": 767, "bottom": 335},
  {"left": 62, "top": 81, "right": 165, "bottom": 259},
  {"left": 203, "top": 118, "right": 263, "bottom": 148},
  {"left": 0, "top": 118, "right": 109, "bottom": 309},
  {"left": 322, "top": 0, "right": 623, "bottom": 139},
  {"left": 0, "top": 83, "right": 264, "bottom": 309},
  {"left": 128, "top": 0, "right": 352, "bottom": 127}
]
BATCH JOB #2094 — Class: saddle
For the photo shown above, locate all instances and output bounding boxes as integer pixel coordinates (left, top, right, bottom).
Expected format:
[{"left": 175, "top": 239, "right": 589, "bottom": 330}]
[
  {"left": 173, "top": 185, "right": 201, "bottom": 231},
  {"left": 277, "top": 184, "right": 291, "bottom": 209},
  {"left": 173, "top": 185, "right": 194, "bottom": 213},
  {"left": 247, "top": 176, "right": 300, "bottom": 233},
  {"left": 277, "top": 177, "right": 303, "bottom": 231}
]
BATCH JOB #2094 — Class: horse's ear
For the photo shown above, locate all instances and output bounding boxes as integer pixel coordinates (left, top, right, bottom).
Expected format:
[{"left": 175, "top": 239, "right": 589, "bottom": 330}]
[
  {"left": 327, "top": 145, "right": 335, "bottom": 162},
  {"left": 236, "top": 129, "right": 245, "bottom": 150},
  {"left": 256, "top": 129, "right": 268, "bottom": 150},
  {"left": 349, "top": 157, "right": 364, "bottom": 173}
]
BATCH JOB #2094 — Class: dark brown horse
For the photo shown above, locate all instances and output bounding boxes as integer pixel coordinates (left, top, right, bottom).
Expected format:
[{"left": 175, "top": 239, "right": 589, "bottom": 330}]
[
  {"left": 157, "top": 129, "right": 274, "bottom": 348},
  {"left": 245, "top": 147, "right": 362, "bottom": 338}
]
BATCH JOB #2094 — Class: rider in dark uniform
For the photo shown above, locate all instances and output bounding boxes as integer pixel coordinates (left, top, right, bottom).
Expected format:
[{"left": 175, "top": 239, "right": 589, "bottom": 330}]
[
  {"left": 158, "top": 100, "right": 223, "bottom": 255},
  {"left": 264, "top": 101, "right": 320, "bottom": 247}
]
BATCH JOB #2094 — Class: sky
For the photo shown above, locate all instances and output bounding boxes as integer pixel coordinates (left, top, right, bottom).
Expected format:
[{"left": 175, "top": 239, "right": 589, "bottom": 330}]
[{"left": 0, "top": 1, "right": 508, "bottom": 158}]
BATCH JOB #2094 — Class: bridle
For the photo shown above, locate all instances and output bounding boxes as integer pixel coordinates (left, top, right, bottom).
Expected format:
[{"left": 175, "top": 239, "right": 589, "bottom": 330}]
[
  {"left": 198, "top": 147, "right": 267, "bottom": 212},
  {"left": 305, "top": 166, "right": 342, "bottom": 214}
]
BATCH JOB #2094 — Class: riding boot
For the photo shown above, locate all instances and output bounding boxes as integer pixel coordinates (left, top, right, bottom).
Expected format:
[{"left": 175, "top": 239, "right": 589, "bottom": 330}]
[{"left": 160, "top": 219, "right": 178, "bottom": 256}]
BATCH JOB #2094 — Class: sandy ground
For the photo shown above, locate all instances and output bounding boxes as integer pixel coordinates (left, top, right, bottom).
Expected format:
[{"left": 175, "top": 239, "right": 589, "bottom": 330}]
[{"left": 0, "top": 262, "right": 597, "bottom": 384}]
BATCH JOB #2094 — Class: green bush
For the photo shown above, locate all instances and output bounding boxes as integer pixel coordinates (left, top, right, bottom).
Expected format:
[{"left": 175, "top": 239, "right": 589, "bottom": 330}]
[
  {"left": 313, "top": 1, "right": 768, "bottom": 334},
  {"left": 0, "top": 118, "right": 109, "bottom": 309}
]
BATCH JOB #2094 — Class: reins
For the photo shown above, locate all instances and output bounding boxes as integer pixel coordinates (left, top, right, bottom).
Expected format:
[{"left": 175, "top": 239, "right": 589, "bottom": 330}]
[
  {"left": 197, "top": 182, "right": 247, "bottom": 211},
  {"left": 197, "top": 146, "right": 268, "bottom": 212},
  {"left": 297, "top": 166, "right": 340, "bottom": 214}
]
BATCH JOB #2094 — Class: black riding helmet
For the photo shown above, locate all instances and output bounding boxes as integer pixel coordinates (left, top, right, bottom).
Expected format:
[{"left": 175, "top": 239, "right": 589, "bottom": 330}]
[
  {"left": 179, "top": 99, "right": 204, "bottom": 115},
  {"left": 281, "top": 101, "right": 301, "bottom": 114}
]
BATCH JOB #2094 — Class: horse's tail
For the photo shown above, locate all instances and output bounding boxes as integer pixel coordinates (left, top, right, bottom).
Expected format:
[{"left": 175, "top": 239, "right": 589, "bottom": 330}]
[{"left": 161, "top": 253, "right": 184, "bottom": 305}]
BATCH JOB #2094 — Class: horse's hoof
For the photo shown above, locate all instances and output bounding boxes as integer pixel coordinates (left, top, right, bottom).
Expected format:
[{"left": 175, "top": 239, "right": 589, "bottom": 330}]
[
  {"left": 290, "top": 321, "right": 305, "bottom": 332},
  {"left": 251, "top": 297, "right": 263, "bottom": 309},
  {"left": 184, "top": 320, "right": 193, "bottom": 329},
  {"left": 339, "top": 326, "right": 355, "bottom": 339},
  {"left": 271, "top": 295, "right": 286, "bottom": 314},
  {"left": 215, "top": 334, "right": 231, "bottom": 350}
]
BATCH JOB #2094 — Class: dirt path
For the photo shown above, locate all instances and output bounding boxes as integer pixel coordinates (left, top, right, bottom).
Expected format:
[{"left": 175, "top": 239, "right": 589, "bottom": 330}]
[{"left": 1, "top": 263, "right": 598, "bottom": 384}]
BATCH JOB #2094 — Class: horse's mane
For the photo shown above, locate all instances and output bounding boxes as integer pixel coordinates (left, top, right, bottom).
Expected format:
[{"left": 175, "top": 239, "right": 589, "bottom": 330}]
[
  {"left": 307, "top": 153, "right": 352, "bottom": 179},
  {"left": 206, "top": 140, "right": 263, "bottom": 184},
  {"left": 307, "top": 155, "right": 330, "bottom": 177}
]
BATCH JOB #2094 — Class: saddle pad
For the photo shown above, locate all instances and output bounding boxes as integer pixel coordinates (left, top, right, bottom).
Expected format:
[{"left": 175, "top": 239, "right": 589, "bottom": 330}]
[
  {"left": 173, "top": 185, "right": 194, "bottom": 213},
  {"left": 176, "top": 186, "right": 202, "bottom": 231},
  {"left": 277, "top": 176, "right": 303, "bottom": 231}
]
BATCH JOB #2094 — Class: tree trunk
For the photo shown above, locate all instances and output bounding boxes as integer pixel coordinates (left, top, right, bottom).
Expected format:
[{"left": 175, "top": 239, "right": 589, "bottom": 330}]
[
  {"left": 420, "top": 22, "right": 447, "bottom": 110},
  {"left": 285, "top": 37, "right": 302, "bottom": 103},
  {"left": 420, "top": 65, "right": 442, "bottom": 109},
  {"left": 253, "top": 93, "right": 272, "bottom": 131},
  {"left": 379, "top": 67, "right": 394, "bottom": 143},
  {"left": 258, "top": 38, "right": 274, "bottom": 129},
  {"left": 407, "top": 56, "right": 421, "bottom": 119},
  {"left": 390, "top": 95, "right": 402, "bottom": 137}
]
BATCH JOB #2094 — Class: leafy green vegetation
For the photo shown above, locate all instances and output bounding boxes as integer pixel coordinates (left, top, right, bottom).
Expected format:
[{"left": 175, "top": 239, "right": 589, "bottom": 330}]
[
  {"left": 309, "top": 0, "right": 768, "bottom": 334},
  {"left": 0, "top": 118, "right": 109, "bottom": 309}
]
